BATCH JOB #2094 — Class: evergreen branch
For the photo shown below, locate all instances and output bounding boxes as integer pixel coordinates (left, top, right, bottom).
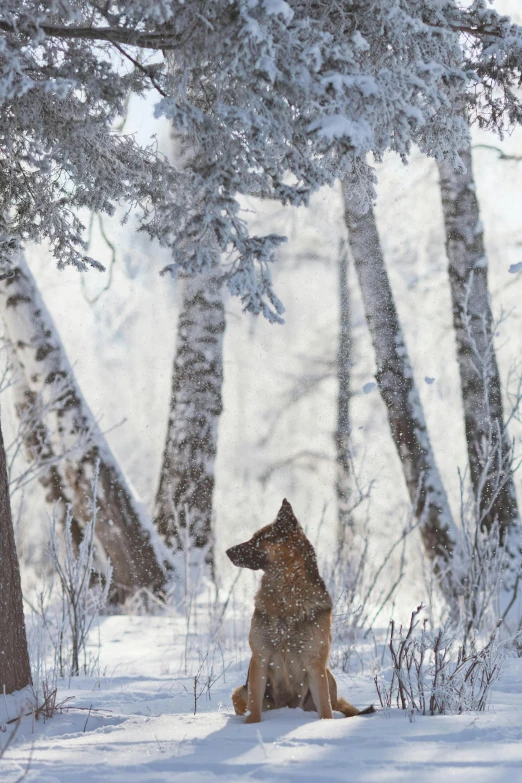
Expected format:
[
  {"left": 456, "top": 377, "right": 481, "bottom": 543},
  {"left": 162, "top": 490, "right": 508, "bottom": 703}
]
[{"left": 0, "top": 19, "right": 182, "bottom": 49}]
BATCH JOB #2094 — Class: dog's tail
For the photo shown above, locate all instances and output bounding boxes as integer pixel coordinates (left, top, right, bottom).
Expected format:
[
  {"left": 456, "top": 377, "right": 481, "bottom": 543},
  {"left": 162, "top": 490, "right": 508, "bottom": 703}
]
[
  {"left": 232, "top": 685, "right": 248, "bottom": 716},
  {"left": 336, "top": 697, "right": 376, "bottom": 718}
]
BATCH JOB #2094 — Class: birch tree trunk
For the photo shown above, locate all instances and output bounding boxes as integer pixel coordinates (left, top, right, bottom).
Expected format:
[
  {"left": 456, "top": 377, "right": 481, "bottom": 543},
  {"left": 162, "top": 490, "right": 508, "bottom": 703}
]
[
  {"left": 0, "top": 409, "right": 32, "bottom": 694},
  {"left": 438, "top": 145, "right": 519, "bottom": 538},
  {"left": 0, "top": 258, "right": 165, "bottom": 601},
  {"left": 336, "top": 239, "right": 353, "bottom": 540},
  {"left": 154, "top": 271, "right": 225, "bottom": 570},
  {"left": 157, "top": 59, "right": 226, "bottom": 574},
  {"left": 8, "top": 350, "right": 83, "bottom": 548},
  {"left": 342, "top": 182, "right": 457, "bottom": 571}
]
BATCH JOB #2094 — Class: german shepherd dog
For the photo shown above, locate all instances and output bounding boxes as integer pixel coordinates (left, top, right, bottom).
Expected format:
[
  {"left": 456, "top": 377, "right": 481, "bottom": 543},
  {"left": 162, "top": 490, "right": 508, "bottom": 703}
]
[{"left": 226, "top": 499, "right": 374, "bottom": 723}]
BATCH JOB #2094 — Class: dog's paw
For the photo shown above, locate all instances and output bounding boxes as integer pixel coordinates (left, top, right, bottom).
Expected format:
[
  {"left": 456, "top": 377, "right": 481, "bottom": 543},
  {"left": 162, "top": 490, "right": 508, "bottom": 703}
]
[{"left": 244, "top": 713, "right": 261, "bottom": 724}]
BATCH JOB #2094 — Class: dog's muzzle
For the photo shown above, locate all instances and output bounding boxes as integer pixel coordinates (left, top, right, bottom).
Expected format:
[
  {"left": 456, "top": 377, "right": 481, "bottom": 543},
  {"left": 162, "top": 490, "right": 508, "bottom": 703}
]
[{"left": 226, "top": 542, "right": 267, "bottom": 571}]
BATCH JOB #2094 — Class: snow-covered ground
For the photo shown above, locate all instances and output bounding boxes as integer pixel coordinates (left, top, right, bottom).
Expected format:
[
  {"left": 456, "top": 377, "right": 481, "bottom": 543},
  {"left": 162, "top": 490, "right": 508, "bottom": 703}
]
[{"left": 2, "top": 614, "right": 522, "bottom": 783}]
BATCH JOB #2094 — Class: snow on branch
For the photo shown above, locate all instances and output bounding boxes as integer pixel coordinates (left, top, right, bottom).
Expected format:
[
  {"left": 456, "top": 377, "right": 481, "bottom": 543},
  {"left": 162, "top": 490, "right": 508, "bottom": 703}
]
[{"left": 2, "top": 1, "right": 522, "bottom": 317}]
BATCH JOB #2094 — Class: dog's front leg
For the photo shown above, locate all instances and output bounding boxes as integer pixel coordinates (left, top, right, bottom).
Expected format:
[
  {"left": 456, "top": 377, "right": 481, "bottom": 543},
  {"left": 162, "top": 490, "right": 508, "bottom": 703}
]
[
  {"left": 307, "top": 663, "right": 334, "bottom": 720},
  {"left": 245, "top": 655, "right": 268, "bottom": 724}
]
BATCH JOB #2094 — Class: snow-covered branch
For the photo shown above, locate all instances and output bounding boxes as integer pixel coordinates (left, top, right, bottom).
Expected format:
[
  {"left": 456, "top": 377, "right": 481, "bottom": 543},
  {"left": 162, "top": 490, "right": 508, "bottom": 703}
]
[{"left": 2, "top": 1, "right": 522, "bottom": 317}]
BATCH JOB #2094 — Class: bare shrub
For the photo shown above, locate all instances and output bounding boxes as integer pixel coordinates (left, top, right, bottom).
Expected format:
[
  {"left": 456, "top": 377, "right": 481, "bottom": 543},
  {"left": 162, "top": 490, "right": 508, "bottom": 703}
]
[
  {"left": 322, "top": 467, "right": 419, "bottom": 672},
  {"left": 374, "top": 604, "right": 504, "bottom": 716},
  {"left": 458, "top": 301, "right": 521, "bottom": 601},
  {"left": 188, "top": 652, "right": 231, "bottom": 715},
  {"left": 35, "top": 461, "right": 112, "bottom": 678},
  {"left": 416, "top": 298, "right": 522, "bottom": 653},
  {"left": 435, "top": 359, "right": 522, "bottom": 651},
  {"left": 442, "top": 497, "right": 513, "bottom": 653},
  {"left": 26, "top": 610, "right": 58, "bottom": 716}
]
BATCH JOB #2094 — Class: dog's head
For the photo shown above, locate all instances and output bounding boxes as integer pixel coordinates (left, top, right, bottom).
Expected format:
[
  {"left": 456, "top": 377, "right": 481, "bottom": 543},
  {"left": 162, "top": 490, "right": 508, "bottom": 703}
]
[{"left": 226, "top": 499, "right": 313, "bottom": 572}]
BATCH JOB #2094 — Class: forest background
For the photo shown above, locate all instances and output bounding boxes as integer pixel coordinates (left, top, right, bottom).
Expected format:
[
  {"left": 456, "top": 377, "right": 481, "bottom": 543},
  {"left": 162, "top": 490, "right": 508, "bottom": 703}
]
[{"left": 7, "top": 3, "right": 522, "bottom": 611}]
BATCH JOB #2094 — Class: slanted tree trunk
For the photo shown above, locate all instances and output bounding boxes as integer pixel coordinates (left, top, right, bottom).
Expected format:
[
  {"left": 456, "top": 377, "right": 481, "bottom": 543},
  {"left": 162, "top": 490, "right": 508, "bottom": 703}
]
[
  {"left": 438, "top": 144, "right": 519, "bottom": 538},
  {"left": 0, "top": 409, "right": 32, "bottom": 694},
  {"left": 7, "top": 349, "right": 83, "bottom": 548},
  {"left": 342, "top": 182, "right": 457, "bottom": 574},
  {"left": 154, "top": 270, "right": 225, "bottom": 571},
  {"left": 0, "top": 258, "right": 165, "bottom": 601},
  {"left": 336, "top": 239, "right": 353, "bottom": 540}
]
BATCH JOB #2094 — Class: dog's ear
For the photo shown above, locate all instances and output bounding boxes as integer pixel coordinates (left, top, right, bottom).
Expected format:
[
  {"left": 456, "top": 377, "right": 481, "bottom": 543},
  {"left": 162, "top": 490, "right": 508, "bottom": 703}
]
[{"left": 276, "top": 498, "right": 300, "bottom": 530}]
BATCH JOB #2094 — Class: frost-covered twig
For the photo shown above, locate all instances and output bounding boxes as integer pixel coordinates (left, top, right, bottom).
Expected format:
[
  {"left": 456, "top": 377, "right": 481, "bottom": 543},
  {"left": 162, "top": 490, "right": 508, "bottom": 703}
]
[
  {"left": 472, "top": 144, "right": 522, "bottom": 162},
  {"left": 324, "top": 478, "right": 419, "bottom": 671},
  {"left": 374, "top": 606, "right": 505, "bottom": 715},
  {"left": 45, "top": 461, "right": 112, "bottom": 677},
  {"left": 258, "top": 451, "right": 331, "bottom": 487},
  {"left": 435, "top": 308, "right": 522, "bottom": 639}
]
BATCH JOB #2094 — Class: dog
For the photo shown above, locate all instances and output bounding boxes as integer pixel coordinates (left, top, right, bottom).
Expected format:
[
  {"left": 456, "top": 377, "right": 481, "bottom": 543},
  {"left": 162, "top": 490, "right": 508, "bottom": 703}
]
[{"left": 226, "top": 499, "right": 375, "bottom": 723}]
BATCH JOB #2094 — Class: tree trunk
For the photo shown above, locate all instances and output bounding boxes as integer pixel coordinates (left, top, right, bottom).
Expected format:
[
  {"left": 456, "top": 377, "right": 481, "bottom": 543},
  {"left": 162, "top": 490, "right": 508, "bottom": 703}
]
[
  {"left": 154, "top": 271, "right": 225, "bottom": 571},
  {"left": 0, "top": 408, "right": 32, "bottom": 695},
  {"left": 8, "top": 349, "right": 83, "bottom": 548},
  {"left": 342, "top": 182, "right": 457, "bottom": 571},
  {"left": 0, "top": 258, "right": 165, "bottom": 601},
  {"left": 438, "top": 145, "right": 519, "bottom": 538},
  {"left": 336, "top": 239, "right": 353, "bottom": 540}
]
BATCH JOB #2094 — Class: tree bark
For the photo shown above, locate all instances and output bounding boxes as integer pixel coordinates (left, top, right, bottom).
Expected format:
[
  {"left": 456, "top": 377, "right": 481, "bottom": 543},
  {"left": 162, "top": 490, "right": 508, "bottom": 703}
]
[
  {"left": 0, "top": 408, "right": 32, "bottom": 695},
  {"left": 7, "top": 348, "right": 83, "bottom": 548},
  {"left": 438, "top": 145, "right": 519, "bottom": 538},
  {"left": 336, "top": 239, "right": 353, "bottom": 539},
  {"left": 342, "top": 182, "right": 457, "bottom": 569},
  {"left": 0, "top": 258, "right": 165, "bottom": 601},
  {"left": 154, "top": 271, "right": 225, "bottom": 570}
]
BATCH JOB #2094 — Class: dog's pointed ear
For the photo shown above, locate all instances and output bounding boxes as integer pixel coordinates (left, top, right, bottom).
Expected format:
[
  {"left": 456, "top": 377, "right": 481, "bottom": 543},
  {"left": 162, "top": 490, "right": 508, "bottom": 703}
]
[{"left": 276, "top": 498, "right": 300, "bottom": 529}]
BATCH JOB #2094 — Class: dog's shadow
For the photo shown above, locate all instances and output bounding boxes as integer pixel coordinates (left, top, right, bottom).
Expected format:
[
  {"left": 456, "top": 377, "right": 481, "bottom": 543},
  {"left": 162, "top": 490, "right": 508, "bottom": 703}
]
[{"left": 179, "top": 705, "right": 374, "bottom": 777}]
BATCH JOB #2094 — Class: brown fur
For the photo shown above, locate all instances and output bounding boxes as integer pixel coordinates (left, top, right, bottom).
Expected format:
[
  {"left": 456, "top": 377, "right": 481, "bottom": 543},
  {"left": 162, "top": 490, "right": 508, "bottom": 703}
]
[{"left": 226, "top": 499, "right": 375, "bottom": 723}]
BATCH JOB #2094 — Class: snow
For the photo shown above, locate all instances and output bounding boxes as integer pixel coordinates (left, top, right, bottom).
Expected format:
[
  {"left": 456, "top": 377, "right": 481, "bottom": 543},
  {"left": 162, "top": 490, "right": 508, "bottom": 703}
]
[
  {"left": 307, "top": 115, "right": 371, "bottom": 149},
  {"left": 352, "top": 31, "right": 370, "bottom": 52},
  {"left": 3, "top": 615, "right": 522, "bottom": 782},
  {"left": 262, "top": 0, "right": 293, "bottom": 23}
]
